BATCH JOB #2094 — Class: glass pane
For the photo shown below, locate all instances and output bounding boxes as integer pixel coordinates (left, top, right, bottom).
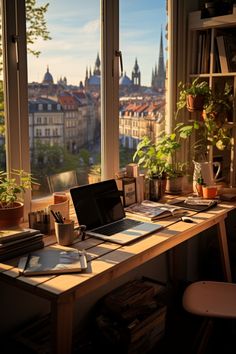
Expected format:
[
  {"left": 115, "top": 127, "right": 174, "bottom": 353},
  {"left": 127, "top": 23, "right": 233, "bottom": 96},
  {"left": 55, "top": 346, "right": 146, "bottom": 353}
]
[
  {"left": 27, "top": 0, "right": 101, "bottom": 198},
  {"left": 119, "top": 0, "right": 167, "bottom": 168},
  {"left": 0, "top": 5, "right": 6, "bottom": 171}
]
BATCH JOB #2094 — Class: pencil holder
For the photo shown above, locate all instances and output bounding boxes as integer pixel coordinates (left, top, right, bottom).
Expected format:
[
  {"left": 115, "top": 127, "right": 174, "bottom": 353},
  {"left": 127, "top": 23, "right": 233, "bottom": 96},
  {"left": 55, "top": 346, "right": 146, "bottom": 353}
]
[{"left": 55, "top": 220, "right": 75, "bottom": 246}]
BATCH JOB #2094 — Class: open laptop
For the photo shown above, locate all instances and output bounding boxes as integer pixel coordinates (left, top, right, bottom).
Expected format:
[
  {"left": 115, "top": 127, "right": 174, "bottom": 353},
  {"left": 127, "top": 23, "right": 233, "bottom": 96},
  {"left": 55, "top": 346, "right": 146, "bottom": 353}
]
[{"left": 70, "top": 179, "right": 163, "bottom": 245}]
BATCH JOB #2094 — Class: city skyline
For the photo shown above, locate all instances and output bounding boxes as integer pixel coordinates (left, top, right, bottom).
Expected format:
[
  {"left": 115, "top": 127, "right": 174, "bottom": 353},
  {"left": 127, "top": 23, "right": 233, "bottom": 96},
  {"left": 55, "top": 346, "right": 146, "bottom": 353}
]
[{"left": 27, "top": 0, "right": 167, "bottom": 86}]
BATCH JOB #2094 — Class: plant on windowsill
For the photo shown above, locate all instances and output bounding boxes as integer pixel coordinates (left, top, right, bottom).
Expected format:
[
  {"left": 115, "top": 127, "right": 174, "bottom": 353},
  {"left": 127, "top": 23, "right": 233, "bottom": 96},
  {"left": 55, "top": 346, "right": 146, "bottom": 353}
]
[
  {"left": 88, "top": 164, "right": 101, "bottom": 184},
  {"left": 0, "top": 169, "right": 37, "bottom": 227},
  {"left": 133, "top": 131, "right": 186, "bottom": 199}
]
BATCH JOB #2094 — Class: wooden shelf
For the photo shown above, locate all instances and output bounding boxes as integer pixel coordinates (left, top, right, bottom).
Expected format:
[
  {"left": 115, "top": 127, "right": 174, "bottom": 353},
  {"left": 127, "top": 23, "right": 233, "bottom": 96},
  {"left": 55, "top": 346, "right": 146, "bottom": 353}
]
[
  {"left": 189, "top": 5, "right": 236, "bottom": 30},
  {"left": 187, "top": 7, "right": 236, "bottom": 187}
]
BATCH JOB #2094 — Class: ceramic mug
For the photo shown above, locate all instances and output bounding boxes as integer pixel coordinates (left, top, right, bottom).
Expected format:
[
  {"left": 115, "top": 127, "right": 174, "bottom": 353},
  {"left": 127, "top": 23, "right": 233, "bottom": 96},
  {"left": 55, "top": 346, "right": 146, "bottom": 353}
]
[{"left": 55, "top": 220, "right": 75, "bottom": 246}]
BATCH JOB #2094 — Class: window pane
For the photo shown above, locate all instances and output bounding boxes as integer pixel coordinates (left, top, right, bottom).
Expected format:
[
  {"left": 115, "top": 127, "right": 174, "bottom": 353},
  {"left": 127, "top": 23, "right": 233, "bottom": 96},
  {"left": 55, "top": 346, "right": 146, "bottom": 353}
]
[
  {"left": 119, "top": 0, "right": 167, "bottom": 167},
  {"left": 27, "top": 0, "right": 101, "bottom": 198},
  {"left": 0, "top": 6, "right": 6, "bottom": 171}
]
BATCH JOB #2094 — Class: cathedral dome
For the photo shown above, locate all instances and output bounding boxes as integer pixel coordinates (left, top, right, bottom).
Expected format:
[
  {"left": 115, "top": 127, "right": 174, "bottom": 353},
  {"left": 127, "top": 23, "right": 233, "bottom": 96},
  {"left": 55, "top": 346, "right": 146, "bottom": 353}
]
[
  {"left": 119, "top": 73, "right": 132, "bottom": 86},
  {"left": 88, "top": 75, "right": 100, "bottom": 86},
  {"left": 42, "top": 66, "right": 54, "bottom": 84}
]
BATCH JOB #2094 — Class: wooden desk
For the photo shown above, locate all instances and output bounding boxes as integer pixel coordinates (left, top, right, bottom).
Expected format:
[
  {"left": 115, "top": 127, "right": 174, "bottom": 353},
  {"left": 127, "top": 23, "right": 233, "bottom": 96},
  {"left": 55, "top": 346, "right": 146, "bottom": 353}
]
[{"left": 0, "top": 201, "right": 234, "bottom": 354}]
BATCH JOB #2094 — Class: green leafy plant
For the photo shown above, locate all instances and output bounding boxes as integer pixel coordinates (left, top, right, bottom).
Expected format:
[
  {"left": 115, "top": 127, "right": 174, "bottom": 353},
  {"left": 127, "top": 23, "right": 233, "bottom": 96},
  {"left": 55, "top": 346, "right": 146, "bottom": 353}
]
[
  {"left": 0, "top": 169, "right": 37, "bottom": 208},
  {"left": 176, "top": 77, "right": 211, "bottom": 113},
  {"left": 176, "top": 80, "right": 233, "bottom": 159},
  {"left": 133, "top": 131, "right": 186, "bottom": 179}
]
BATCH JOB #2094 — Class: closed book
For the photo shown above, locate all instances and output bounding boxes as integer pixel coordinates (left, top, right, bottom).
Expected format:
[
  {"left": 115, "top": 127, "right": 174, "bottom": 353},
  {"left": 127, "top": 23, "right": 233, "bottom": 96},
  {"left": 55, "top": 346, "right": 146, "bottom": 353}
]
[
  {"left": 19, "top": 246, "right": 88, "bottom": 276},
  {"left": 0, "top": 227, "right": 40, "bottom": 243},
  {"left": 0, "top": 234, "right": 43, "bottom": 253},
  {"left": 216, "top": 35, "right": 229, "bottom": 73},
  {"left": 0, "top": 240, "right": 44, "bottom": 262}
]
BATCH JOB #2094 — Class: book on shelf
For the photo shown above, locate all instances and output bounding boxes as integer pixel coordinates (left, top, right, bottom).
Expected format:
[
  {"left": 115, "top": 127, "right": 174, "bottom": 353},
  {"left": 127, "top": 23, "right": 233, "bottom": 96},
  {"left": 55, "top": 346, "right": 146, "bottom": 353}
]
[
  {"left": 224, "top": 35, "right": 236, "bottom": 72},
  {"left": 18, "top": 246, "right": 88, "bottom": 276},
  {"left": 202, "top": 30, "right": 211, "bottom": 73},
  {"left": 0, "top": 227, "right": 41, "bottom": 243},
  {"left": 124, "top": 200, "right": 186, "bottom": 221},
  {"left": 216, "top": 34, "right": 236, "bottom": 73},
  {"left": 216, "top": 35, "right": 229, "bottom": 73}
]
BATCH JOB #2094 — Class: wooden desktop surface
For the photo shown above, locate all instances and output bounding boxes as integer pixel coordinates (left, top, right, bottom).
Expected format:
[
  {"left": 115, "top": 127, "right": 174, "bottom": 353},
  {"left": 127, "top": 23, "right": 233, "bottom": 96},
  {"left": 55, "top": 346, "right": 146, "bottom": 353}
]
[{"left": 0, "top": 197, "right": 235, "bottom": 354}]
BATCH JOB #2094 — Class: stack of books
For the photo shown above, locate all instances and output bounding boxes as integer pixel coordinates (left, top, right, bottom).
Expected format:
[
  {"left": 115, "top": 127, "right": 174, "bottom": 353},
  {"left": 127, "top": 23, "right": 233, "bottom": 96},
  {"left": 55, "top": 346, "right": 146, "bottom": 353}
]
[{"left": 0, "top": 227, "right": 44, "bottom": 262}]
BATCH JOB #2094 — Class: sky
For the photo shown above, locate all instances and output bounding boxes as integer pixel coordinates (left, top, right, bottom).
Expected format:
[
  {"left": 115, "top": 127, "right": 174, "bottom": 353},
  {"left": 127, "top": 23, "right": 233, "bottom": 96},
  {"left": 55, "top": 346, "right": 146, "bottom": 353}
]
[{"left": 27, "top": 0, "right": 167, "bottom": 87}]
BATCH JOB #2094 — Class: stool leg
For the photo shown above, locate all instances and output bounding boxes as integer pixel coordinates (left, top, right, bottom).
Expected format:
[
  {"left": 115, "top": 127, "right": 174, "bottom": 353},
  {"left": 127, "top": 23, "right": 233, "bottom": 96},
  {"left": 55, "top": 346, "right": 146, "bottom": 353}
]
[{"left": 192, "top": 318, "right": 214, "bottom": 354}]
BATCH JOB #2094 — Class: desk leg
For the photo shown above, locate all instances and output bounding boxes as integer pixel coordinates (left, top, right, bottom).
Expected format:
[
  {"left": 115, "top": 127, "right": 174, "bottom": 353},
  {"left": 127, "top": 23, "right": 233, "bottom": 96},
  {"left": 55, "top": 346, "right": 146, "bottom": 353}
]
[
  {"left": 51, "top": 293, "right": 75, "bottom": 354},
  {"left": 217, "top": 219, "right": 232, "bottom": 282}
]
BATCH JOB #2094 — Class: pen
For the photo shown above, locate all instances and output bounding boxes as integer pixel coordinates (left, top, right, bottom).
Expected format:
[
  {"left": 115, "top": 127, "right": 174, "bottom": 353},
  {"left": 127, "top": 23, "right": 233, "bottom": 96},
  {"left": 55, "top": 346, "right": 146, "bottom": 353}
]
[
  {"left": 56, "top": 211, "right": 64, "bottom": 223},
  {"left": 50, "top": 210, "right": 61, "bottom": 223}
]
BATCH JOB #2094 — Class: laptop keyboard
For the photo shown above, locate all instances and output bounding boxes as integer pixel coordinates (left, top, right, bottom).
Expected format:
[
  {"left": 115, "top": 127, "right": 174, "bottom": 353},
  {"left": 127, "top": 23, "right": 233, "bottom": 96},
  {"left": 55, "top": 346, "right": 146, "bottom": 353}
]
[{"left": 92, "top": 218, "right": 143, "bottom": 236}]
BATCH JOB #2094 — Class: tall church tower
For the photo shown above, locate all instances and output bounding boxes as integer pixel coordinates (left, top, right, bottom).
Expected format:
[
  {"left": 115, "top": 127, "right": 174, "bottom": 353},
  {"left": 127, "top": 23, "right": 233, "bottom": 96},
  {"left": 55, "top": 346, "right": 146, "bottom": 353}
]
[
  {"left": 132, "top": 58, "right": 141, "bottom": 86},
  {"left": 93, "top": 53, "right": 101, "bottom": 76},
  {"left": 152, "top": 28, "right": 166, "bottom": 92}
]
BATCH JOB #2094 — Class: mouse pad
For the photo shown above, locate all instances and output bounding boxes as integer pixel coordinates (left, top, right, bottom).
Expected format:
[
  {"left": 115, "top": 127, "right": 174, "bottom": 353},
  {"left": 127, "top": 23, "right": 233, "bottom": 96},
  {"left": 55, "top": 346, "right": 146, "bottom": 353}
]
[{"left": 173, "top": 200, "right": 218, "bottom": 212}]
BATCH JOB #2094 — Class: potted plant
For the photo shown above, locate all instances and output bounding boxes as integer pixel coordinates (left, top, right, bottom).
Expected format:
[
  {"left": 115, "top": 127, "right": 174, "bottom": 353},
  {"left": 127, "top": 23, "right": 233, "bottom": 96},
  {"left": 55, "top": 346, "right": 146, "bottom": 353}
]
[
  {"left": 176, "top": 81, "right": 233, "bottom": 189},
  {"left": 88, "top": 164, "right": 101, "bottom": 184},
  {"left": 177, "top": 82, "right": 233, "bottom": 157},
  {"left": 0, "top": 169, "right": 36, "bottom": 227},
  {"left": 177, "top": 77, "right": 211, "bottom": 113},
  {"left": 165, "top": 161, "right": 188, "bottom": 194},
  {"left": 133, "top": 131, "right": 183, "bottom": 200}
]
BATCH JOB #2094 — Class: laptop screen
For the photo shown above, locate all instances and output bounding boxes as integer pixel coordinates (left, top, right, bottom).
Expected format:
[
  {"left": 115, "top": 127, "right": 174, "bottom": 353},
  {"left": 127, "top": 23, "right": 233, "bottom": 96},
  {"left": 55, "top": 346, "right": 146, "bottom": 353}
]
[{"left": 70, "top": 179, "right": 125, "bottom": 230}]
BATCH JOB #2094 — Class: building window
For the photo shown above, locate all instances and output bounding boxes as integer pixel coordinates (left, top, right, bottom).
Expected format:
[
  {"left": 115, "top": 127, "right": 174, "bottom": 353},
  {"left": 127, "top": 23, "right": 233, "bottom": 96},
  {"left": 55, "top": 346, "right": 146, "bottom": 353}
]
[
  {"left": 37, "top": 117, "right": 42, "bottom": 125},
  {"left": 36, "top": 129, "right": 42, "bottom": 137}
]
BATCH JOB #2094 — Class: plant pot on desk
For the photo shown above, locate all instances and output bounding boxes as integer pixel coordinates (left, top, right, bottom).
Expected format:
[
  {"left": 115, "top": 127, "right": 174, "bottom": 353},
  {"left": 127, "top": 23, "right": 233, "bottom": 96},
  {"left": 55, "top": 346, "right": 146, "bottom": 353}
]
[
  {"left": 149, "top": 178, "right": 167, "bottom": 201},
  {"left": 0, "top": 202, "right": 24, "bottom": 227}
]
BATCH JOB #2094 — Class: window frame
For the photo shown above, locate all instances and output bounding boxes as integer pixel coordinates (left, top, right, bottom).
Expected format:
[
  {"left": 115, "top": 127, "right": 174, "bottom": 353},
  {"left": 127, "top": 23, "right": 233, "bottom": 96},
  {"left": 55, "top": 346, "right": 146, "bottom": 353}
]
[
  {"left": 1, "top": 0, "right": 187, "bottom": 218},
  {"left": 2, "top": 0, "right": 30, "bottom": 218}
]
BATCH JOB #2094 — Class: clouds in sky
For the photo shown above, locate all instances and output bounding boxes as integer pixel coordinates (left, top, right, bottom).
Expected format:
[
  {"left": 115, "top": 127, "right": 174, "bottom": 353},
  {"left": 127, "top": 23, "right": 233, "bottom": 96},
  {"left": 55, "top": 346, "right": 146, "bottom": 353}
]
[{"left": 27, "top": 0, "right": 166, "bottom": 86}]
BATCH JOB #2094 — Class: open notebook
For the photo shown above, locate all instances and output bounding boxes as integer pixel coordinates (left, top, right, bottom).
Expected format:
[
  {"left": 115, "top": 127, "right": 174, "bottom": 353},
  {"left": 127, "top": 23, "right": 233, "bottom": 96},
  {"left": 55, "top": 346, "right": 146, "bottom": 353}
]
[{"left": 70, "top": 179, "right": 163, "bottom": 245}]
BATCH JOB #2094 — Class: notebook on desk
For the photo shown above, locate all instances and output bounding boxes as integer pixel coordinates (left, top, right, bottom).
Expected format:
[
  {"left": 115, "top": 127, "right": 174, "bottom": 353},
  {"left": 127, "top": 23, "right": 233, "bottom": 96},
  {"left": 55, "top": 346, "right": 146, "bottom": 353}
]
[{"left": 70, "top": 179, "right": 163, "bottom": 245}]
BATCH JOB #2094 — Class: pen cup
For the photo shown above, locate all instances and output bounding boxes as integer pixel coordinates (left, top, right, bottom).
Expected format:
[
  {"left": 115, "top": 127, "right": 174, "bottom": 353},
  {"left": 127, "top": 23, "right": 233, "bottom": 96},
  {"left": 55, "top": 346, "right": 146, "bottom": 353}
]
[{"left": 55, "top": 220, "right": 75, "bottom": 246}]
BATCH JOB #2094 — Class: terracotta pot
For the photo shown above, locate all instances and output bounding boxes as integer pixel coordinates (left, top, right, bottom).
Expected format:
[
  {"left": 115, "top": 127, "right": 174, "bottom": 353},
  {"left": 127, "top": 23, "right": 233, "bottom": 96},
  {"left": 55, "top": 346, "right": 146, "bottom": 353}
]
[
  {"left": 202, "top": 186, "right": 217, "bottom": 199},
  {"left": 186, "top": 94, "right": 205, "bottom": 112},
  {"left": 0, "top": 202, "right": 24, "bottom": 227}
]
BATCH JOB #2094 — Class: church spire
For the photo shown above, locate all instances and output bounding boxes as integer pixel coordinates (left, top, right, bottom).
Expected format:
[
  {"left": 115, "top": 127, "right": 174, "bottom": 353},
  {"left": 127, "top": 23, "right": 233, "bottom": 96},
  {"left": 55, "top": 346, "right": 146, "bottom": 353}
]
[
  {"left": 151, "top": 27, "right": 166, "bottom": 92},
  {"left": 132, "top": 57, "right": 141, "bottom": 86},
  {"left": 157, "top": 28, "right": 165, "bottom": 79}
]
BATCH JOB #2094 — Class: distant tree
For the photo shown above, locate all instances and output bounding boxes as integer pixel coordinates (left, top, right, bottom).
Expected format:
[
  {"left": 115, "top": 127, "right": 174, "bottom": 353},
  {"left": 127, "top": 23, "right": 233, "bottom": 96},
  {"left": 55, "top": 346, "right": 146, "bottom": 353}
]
[
  {"left": 25, "top": 0, "right": 51, "bottom": 57},
  {"left": 0, "top": 0, "right": 51, "bottom": 71}
]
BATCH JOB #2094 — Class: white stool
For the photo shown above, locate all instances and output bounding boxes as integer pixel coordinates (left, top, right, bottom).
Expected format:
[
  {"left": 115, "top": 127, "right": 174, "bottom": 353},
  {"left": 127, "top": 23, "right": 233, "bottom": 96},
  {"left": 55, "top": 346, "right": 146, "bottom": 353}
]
[{"left": 182, "top": 281, "right": 236, "bottom": 353}]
